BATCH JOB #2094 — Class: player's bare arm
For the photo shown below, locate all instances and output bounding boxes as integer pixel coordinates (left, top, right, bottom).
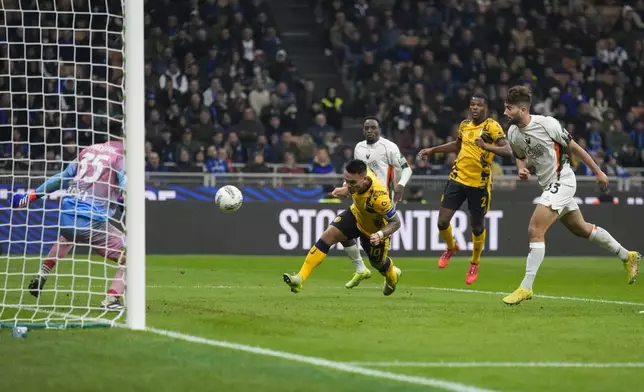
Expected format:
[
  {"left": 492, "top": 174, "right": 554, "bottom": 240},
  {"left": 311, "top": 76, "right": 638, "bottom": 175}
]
[
  {"left": 515, "top": 157, "right": 530, "bottom": 180},
  {"left": 393, "top": 184, "right": 406, "bottom": 203},
  {"left": 567, "top": 140, "right": 609, "bottom": 188},
  {"left": 331, "top": 186, "right": 351, "bottom": 199},
  {"left": 474, "top": 137, "right": 512, "bottom": 157},
  {"left": 370, "top": 213, "right": 401, "bottom": 245},
  {"left": 418, "top": 139, "right": 461, "bottom": 159},
  {"left": 509, "top": 136, "right": 530, "bottom": 180}
]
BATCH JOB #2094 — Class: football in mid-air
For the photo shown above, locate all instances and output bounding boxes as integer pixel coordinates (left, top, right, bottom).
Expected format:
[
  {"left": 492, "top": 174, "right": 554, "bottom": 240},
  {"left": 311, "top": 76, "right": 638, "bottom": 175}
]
[{"left": 215, "top": 185, "right": 243, "bottom": 213}]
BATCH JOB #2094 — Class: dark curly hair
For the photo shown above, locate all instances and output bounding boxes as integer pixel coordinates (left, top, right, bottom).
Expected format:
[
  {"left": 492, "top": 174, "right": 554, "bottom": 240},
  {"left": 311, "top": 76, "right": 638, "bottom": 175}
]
[{"left": 505, "top": 85, "right": 532, "bottom": 107}]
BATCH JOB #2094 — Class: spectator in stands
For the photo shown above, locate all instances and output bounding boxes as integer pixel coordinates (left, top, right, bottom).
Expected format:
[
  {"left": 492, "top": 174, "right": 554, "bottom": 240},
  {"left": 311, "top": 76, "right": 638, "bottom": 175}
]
[
  {"left": 296, "top": 134, "right": 316, "bottom": 162},
  {"left": 534, "top": 87, "right": 561, "bottom": 117},
  {"left": 262, "top": 27, "right": 281, "bottom": 60},
  {"left": 318, "top": 0, "right": 644, "bottom": 175},
  {"left": 45, "top": 148, "right": 62, "bottom": 173},
  {"left": 332, "top": 146, "right": 353, "bottom": 173},
  {"left": 195, "top": 150, "right": 206, "bottom": 171},
  {"left": 629, "top": 120, "right": 644, "bottom": 151},
  {"left": 279, "top": 152, "right": 307, "bottom": 174},
  {"left": 146, "top": 152, "right": 167, "bottom": 172},
  {"left": 146, "top": 108, "right": 168, "bottom": 139},
  {"left": 202, "top": 78, "right": 223, "bottom": 108},
  {"left": 412, "top": 156, "right": 432, "bottom": 176},
  {"left": 251, "top": 134, "right": 279, "bottom": 163},
  {"left": 243, "top": 152, "right": 272, "bottom": 173},
  {"left": 13, "top": 150, "right": 29, "bottom": 172},
  {"left": 156, "top": 129, "right": 176, "bottom": 164},
  {"left": 248, "top": 79, "right": 271, "bottom": 116},
  {"left": 265, "top": 115, "right": 283, "bottom": 139},
  {"left": 309, "top": 113, "right": 334, "bottom": 144},
  {"left": 159, "top": 60, "right": 188, "bottom": 94},
  {"left": 233, "top": 108, "right": 265, "bottom": 147},
  {"left": 225, "top": 132, "right": 246, "bottom": 163},
  {"left": 62, "top": 142, "right": 77, "bottom": 163},
  {"left": 7, "top": 0, "right": 644, "bottom": 181},
  {"left": 605, "top": 155, "right": 628, "bottom": 178},
  {"left": 309, "top": 147, "right": 334, "bottom": 174},
  {"left": 175, "top": 148, "right": 197, "bottom": 172},
  {"left": 194, "top": 109, "right": 220, "bottom": 144},
  {"left": 177, "top": 130, "right": 202, "bottom": 159},
  {"left": 321, "top": 87, "right": 343, "bottom": 131},
  {"left": 204, "top": 146, "right": 229, "bottom": 173}
]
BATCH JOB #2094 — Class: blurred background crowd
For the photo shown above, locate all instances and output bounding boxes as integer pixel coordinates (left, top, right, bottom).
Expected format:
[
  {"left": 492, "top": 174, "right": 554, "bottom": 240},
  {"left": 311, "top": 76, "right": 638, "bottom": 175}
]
[{"left": 1, "top": 0, "right": 644, "bottom": 180}]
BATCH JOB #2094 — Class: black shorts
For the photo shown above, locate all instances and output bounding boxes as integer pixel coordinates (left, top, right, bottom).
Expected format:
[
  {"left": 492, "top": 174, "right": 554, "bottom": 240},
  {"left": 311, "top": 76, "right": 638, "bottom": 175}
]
[
  {"left": 330, "top": 210, "right": 390, "bottom": 265},
  {"left": 440, "top": 180, "right": 491, "bottom": 218}
]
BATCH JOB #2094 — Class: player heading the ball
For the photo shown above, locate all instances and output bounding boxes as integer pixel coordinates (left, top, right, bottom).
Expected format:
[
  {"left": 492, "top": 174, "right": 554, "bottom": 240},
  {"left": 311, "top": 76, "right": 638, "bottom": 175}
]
[
  {"left": 283, "top": 159, "right": 403, "bottom": 296},
  {"left": 12, "top": 121, "right": 128, "bottom": 311},
  {"left": 337, "top": 117, "right": 413, "bottom": 290}
]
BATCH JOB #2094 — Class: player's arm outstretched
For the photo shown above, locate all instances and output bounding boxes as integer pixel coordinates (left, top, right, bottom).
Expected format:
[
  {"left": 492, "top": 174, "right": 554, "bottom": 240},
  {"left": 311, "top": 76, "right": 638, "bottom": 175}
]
[
  {"left": 370, "top": 195, "right": 401, "bottom": 246},
  {"left": 567, "top": 139, "right": 608, "bottom": 187},
  {"left": 546, "top": 118, "right": 608, "bottom": 187},
  {"left": 419, "top": 121, "right": 467, "bottom": 159},
  {"left": 418, "top": 138, "right": 461, "bottom": 159},
  {"left": 12, "top": 162, "right": 78, "bottom": 208}
]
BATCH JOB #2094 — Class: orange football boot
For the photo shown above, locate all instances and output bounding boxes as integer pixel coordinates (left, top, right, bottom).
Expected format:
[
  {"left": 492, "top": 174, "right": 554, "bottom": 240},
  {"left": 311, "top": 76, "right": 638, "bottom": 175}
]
[
  {"left": 438, "top": 243, "right": 459, "bottom": 268},
  {"left": 465, "top": 262, "right": 479, "bottom": 285}
]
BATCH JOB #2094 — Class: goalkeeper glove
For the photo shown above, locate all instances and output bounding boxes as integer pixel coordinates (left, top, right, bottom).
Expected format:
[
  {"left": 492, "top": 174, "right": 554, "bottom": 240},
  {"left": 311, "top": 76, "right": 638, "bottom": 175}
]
[{"left": 12, "top": 192, "right": 38, "bottom": 208}]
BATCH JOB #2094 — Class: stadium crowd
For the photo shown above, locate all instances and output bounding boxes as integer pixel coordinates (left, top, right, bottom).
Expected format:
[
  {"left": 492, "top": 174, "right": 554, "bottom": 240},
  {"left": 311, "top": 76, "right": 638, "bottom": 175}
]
[
  {"left": 2, "top": 0, "right": 644, "bottom": 178},
  {"left": 141, "top": 0, "right": 345, "bottom": 175},
  {"left": 321, "top": 0, "right": 644, "bottom": 177}
]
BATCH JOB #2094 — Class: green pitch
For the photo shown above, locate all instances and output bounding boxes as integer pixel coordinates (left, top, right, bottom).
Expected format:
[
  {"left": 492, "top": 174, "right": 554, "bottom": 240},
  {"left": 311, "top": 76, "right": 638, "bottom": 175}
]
[{"left": 1, "top": 255, "right": 644, "bottom": 392}]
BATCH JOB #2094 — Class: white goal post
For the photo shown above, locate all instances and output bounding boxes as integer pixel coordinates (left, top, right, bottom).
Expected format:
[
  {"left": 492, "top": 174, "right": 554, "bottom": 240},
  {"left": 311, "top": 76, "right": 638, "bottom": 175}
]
[
  {"left": 124, "top": 0, "right": 146, "bottom": 331},
  {"left": 0, "top": 0, "right": 145, "bottom": 330}
]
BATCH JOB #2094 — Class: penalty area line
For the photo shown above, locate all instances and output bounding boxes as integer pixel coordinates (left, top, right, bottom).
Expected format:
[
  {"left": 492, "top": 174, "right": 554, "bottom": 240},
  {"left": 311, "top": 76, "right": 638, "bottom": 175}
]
[
  {"left": 146, "top": 327, "right": 495, "bottom": 392},
  {"left": 347, "top": 361, "right": 644, "bottom": 369}
]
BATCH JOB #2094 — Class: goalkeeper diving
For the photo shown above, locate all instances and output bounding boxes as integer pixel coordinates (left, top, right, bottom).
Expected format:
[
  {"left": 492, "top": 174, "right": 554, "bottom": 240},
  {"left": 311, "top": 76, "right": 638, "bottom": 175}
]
[{"left": 12, "top": 122, "right": 128, "bottom": 311}]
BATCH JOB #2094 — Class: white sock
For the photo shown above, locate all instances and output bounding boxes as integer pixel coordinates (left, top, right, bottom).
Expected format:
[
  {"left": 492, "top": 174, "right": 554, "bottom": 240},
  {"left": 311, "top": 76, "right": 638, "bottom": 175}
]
[
  {"left": 344, "top": 244, "right": 367, "bottom": 273},
  {"left": 588, "top": 226, "right": 629, "bottom": 261},
  {"left": 520, "top": 242, "right": 546, "bottom": 290},
  {"left": 38, "top": 264, "right": 52, "bottom": 278}
]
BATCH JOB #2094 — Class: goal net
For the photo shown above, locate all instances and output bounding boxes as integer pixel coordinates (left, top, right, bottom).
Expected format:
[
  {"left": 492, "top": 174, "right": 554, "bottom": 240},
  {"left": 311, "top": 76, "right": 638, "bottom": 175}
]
[{"left": 0, "top": 0, "right": 144, "bottom": 329}]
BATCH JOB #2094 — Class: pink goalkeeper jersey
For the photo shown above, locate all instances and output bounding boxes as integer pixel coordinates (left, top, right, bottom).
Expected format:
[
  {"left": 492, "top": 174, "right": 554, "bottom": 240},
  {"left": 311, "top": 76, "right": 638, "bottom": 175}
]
[{"left": 64, "top": 141, "right": 125, "bottom": 220}]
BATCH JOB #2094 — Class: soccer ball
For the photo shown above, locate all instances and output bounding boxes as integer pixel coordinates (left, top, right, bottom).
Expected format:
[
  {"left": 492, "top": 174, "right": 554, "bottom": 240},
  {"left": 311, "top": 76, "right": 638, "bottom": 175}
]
[{"left": 215, "top": 185, "right": 243, "bottom": 213}]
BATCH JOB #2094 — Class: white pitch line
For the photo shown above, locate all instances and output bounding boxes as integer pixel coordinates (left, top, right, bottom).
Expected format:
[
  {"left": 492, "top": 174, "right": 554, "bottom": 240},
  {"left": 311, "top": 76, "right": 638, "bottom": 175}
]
[
  {"left": 348, "top": 361, "right": 644, "bottom": 369},
  {"left": 423, "top": 286, "right": 644, "bottom": 307},
  {"left": 3, "top": 308, "right": 491, "bottom": 391},
  {"left": 147, "top": 327, "right": 495, "bottom": 392},
  {"left": 141, "top": 284, "right": 644, "bottom": 307}
]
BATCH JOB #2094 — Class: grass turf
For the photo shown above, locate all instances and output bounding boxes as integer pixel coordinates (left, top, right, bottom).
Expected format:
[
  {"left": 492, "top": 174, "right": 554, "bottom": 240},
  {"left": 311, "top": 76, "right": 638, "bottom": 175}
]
[{"left": 1, "top": 255, "right": 644, "bottom": 392}]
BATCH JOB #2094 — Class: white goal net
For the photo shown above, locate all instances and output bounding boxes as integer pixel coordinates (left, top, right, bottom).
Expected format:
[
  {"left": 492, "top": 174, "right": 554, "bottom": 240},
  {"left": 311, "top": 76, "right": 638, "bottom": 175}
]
[{"left": 0, "top": 0, "right": 141, "bottom": 329}]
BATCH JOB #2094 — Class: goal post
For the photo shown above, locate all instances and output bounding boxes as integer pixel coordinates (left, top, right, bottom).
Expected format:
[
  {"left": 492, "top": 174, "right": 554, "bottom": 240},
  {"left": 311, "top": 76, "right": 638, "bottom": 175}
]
[
  {"left": 124, "top": 0, "right": 146, "bottom": 331},
  {"left": 0, "top": 0, "right": 145, "bottom": 330}
]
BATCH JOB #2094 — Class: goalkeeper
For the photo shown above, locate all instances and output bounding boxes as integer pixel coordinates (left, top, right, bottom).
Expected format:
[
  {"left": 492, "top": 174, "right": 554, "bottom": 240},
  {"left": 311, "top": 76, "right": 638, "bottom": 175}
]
[{"left": 12, "top": 122, "right": 128, "bottom": 311}]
